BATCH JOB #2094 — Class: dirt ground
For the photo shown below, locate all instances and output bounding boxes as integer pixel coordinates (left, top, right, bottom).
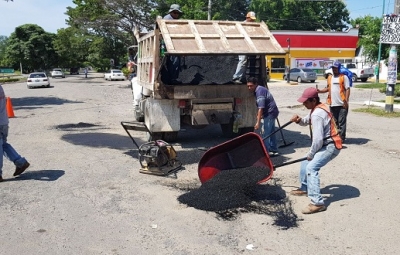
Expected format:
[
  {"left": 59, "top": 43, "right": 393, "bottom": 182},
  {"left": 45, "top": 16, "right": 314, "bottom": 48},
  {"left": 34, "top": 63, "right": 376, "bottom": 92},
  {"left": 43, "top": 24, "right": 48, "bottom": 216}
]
[{"left": 0, "top": 75, "right": 399, "bottom": 254}]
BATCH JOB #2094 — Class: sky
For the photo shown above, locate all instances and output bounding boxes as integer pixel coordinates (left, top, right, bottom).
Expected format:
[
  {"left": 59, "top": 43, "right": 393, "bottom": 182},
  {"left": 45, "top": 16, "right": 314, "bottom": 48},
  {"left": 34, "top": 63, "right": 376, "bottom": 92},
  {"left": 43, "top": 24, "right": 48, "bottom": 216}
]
[{"left": 0, "top": 0, "right": 396, "bottom": 37}]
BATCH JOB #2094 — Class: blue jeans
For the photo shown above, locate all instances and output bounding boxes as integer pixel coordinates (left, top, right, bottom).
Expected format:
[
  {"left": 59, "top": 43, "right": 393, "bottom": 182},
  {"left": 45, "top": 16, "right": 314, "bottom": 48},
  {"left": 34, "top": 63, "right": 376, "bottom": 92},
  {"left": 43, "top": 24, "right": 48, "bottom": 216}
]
[
  {"left": 0, "top": 125, "right": 27, "bottom": 176},
  {"left": 298, "top": 143, "right": 340, "bottom": 205},
  {"left": 256, "top": 116, "right": 278, "bottom": 153},
  {"left": 232, "top": 55, "right": 247, "bottom": 80}
]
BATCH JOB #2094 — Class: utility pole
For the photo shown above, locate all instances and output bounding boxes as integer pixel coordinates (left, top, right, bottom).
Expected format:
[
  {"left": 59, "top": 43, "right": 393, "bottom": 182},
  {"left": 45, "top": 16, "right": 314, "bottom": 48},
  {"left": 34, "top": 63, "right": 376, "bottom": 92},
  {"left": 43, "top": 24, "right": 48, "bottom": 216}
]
[
  {"left": 385, "top": 0, "right": 400, "bottom": 112},
  {"left": 207, "top": 0, "right": 212, "bottom": 20}
]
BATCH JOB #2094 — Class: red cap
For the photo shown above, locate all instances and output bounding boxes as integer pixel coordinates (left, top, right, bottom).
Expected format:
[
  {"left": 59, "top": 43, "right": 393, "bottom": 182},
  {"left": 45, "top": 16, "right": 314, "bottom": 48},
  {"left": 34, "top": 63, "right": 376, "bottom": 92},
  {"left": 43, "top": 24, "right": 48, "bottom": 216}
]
[{"left": 297, "top": 87, "right": 318, "bottom": 103}]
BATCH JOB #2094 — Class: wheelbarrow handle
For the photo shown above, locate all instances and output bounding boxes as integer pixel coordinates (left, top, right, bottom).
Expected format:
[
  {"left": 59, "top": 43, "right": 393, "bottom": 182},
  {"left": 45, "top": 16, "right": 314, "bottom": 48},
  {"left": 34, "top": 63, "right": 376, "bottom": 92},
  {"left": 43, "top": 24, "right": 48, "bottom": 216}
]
[
  {"left": 262, "top": 120, "right": 293, "bottom": 142},
  {"left": 273, "top": 157, "right": 308, "bottom": 170}
]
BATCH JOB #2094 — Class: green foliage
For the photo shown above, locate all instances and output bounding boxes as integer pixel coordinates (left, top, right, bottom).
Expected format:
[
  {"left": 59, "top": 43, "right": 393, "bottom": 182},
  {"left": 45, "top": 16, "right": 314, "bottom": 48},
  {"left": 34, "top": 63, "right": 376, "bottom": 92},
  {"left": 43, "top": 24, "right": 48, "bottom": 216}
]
[
  {"left": 0, "top": 35, "right": 8, "bottom": 66},
  {"left": 121, "top": 67, "right": 130, "bottom": 77},
  {"left": 5, "top": 24, "right": 58, "bottom": 72},
  {"left": 0, "top": 77, "right": 19, "bottom": 83},
  {"left": 249, "top": 0, "right": 350, "bottom": 30},
  {"left": 351, "top": 16, "right": 389, "bottom": 62}
]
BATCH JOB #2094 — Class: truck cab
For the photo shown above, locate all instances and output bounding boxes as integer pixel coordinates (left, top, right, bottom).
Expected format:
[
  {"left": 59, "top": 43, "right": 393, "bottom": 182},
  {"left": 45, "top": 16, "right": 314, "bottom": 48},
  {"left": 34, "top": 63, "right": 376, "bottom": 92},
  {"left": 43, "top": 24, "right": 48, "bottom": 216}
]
[{"left": 133, "top": 18, "right": 285, "bottom": 141}]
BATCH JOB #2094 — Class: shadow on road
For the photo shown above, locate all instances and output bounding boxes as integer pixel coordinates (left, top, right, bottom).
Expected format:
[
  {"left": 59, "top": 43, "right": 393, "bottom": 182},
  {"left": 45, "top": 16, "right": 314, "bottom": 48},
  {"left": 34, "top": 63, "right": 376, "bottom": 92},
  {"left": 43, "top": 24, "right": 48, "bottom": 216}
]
[
  {"left": 11, "top": 96, "right": 83, "bottom": 109},
  {"left": 321, "top": 184, "right": 360, "bottom": 207},
  {"left": 8, "top": 170, "right": 65, "bottom": 182}
]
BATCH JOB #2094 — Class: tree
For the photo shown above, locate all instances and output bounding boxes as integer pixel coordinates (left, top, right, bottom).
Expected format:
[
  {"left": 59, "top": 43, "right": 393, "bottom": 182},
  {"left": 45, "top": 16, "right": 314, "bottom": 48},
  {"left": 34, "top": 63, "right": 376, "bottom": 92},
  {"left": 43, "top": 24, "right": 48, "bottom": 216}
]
[
  {"left": 351, "top": 15, "right": 389, "bottom": 63},
  {"left": 5, "top": 24, "right": 58, "bottom": 72},
  {"left": 249, "top": 0, "right": 350, "bottom": 31},
  {"left": 66, "top": 0, "right": 155, "bottom": 47},
  {"left": 0, "top": 36, "right": 8, "bottom": 66}
]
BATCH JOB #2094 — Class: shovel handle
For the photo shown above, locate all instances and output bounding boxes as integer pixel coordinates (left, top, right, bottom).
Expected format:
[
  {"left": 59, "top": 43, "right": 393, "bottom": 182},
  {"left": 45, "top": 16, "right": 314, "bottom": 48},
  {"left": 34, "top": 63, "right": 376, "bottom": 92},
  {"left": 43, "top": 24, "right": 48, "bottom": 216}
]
[
  {"left": 273, "top": 157, "right": 308, "bottom": 170},
  {"left": 262, "top": 120, "right": 293, "bottom": 142}
]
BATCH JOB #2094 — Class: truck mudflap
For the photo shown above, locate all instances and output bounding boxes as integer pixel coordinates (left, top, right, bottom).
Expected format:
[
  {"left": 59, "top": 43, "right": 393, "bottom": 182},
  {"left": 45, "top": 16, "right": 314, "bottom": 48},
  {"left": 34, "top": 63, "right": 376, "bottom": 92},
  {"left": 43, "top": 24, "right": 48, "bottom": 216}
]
[{"left": 144, "top": 98, "right": 180, "bottom": 133}]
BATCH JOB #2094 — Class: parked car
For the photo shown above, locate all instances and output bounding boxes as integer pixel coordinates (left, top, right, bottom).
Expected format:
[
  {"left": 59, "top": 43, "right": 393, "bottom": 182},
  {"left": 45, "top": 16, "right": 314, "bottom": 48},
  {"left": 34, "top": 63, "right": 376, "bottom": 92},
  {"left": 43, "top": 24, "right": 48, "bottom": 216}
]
[
  {"left": 325, "top": 63, "right": 373, "bottom": 82},
  {"left": 104, "top": 69, "right": 126, "bottom": 81},
  {"left": 70, "top": 67, "right": 80, "bottom": 75},
  {"left": 51, "top": 68, "right": 65, "bottom": 78},
  {"left": 283, "top": 68, "right": 317, "bottom": 83},
  {"left": 27, "top": 72, "right": 50, "bottom": 89}
]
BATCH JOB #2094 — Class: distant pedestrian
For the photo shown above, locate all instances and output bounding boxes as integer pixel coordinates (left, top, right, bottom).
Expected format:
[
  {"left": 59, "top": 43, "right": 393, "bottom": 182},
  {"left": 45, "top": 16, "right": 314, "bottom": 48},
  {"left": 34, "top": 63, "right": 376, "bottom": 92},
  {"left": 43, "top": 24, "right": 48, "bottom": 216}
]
[
  {"left": 246, "top": 77, "right": 279, "bottom": 156},
  {"left": 232, "top": 11, "right": 256, "bottom": 84},
  {"left": 0, "top": 85, "right": 30, "bottom": 182},
  {"left": 84, "top": 68, "right": 88, "bottom": 78}
]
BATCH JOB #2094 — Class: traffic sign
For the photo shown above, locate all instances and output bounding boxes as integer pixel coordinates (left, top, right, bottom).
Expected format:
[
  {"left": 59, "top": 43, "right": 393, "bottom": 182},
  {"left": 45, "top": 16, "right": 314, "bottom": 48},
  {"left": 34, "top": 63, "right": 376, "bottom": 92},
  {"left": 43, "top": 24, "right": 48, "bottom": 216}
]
[{"left": 0, "top": 68, "right": 14, "bottom": 73}]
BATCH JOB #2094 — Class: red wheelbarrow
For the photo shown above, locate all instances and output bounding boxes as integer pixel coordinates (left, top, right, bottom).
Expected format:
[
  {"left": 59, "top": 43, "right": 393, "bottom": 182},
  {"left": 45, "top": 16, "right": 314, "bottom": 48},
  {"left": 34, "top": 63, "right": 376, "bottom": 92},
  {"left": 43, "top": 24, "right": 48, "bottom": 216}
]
[{"left": 198, "top": 121, "right": 306, "bottom": 184}]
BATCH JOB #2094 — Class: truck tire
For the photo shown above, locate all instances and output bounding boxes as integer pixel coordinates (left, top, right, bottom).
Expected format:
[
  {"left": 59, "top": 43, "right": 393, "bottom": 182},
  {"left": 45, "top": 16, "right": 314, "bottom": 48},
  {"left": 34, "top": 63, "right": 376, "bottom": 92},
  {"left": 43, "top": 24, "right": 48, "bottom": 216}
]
[
  {"left": 360, "top": 78, "right": 368, "bottom": 82},
  {"left": 352, "top": 75, "right": 357, "bottom": 83},
  {"left": 163, "top": 132, "right": 179, "bottom": 142},
  {"left": 147, "top": 132, "right": 163, "bottom": 142},
  {"left": 135, "top": 111, "right": 144, "bottom": 122},
  {"left": 220, "top": 123, "right": 235, "bottom": 138},
  {"left": 310, "top": 80, "right": 315, "bottom": 83},
  {"left": 239, "top": 127, "right": 254, "bottom": 135}
]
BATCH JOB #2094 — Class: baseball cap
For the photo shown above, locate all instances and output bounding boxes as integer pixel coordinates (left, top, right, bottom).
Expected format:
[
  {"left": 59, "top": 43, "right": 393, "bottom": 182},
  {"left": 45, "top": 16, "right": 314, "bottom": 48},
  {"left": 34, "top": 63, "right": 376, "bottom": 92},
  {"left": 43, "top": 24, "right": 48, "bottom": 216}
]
[
  {"left": 169, "top": 4, "right": 182, "bottom": 13},
  {"left": 246, "top": 11, "right": 256, "bottom": 20},
  {"left": 331, "top": 61, "right": 341, "bottom": 69},
  {"left": 297, "top": 87, "right": 319, "bottom": 103}
]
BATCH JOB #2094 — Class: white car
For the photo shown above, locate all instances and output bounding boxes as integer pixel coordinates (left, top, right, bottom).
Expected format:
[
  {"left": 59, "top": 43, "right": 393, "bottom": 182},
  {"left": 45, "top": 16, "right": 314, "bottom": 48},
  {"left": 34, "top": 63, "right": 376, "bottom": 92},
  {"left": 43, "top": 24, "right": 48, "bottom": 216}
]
[
  {"left": 27, "top": 72, "right": 51, "bottom": 89},
  {"left": 51, "top": 68, "right": 65, "bottom": 78},
  {"left": 104, "top": 69, "right": 125, "bottom": 81}
]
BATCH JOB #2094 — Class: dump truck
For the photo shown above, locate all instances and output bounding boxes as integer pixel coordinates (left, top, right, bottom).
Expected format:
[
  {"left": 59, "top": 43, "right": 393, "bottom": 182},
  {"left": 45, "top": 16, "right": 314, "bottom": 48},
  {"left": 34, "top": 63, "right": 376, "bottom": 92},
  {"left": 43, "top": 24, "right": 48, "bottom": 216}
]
[{"left": 132, "top": 18, "right": 285, "bottom": 142}]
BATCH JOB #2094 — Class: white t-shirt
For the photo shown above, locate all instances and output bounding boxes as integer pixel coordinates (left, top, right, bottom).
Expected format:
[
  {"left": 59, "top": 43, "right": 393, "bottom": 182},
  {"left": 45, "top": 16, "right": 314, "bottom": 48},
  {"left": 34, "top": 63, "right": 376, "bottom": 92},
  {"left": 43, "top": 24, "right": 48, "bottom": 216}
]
[{"left": 330, "top": 75, "right": 350, "bottom": 107}]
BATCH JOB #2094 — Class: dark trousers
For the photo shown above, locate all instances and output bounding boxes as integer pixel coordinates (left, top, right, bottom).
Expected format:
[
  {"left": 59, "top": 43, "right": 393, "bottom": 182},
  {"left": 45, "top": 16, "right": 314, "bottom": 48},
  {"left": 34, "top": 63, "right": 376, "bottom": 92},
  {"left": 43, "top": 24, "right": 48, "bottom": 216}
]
[
  {"left": 330, "top": 106, "right": 348, "bottom": 140},
  {"left": 167, "top": 56, "right": 181, "bottom": 81}
]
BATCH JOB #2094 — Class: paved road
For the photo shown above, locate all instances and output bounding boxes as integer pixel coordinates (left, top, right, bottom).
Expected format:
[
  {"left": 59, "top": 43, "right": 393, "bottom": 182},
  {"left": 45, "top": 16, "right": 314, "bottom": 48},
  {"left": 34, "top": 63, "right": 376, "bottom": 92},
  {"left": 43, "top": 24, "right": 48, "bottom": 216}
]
[{"left": 0, "top": 75, "right": 399, "bottom": 254}]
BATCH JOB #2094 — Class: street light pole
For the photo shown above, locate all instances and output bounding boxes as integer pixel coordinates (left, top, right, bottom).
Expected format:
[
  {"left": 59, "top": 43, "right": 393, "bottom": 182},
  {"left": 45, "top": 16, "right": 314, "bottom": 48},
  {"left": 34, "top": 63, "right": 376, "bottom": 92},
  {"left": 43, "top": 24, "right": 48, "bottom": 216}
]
[
  {"left": 376, "top": 0, "right": 386, "bottom": 83},
  {"left": 287, "top": 38, "right": 291, "bottom": 83}
]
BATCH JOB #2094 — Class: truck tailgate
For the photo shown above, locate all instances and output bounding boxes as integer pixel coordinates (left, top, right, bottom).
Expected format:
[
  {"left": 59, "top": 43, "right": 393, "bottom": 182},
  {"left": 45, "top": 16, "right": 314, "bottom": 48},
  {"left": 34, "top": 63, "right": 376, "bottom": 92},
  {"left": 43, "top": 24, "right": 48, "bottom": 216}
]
[{"left": 158, "top": 19, "right": 285, "bottom": 55}]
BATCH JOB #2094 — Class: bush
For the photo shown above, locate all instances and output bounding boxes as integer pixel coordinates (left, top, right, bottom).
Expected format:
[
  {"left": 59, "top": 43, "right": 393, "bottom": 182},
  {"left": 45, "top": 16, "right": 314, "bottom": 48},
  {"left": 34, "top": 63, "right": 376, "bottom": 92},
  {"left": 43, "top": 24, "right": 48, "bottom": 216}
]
[
  {"left": 379, "top": 85, "right": 400, "bottom": 97},
  {"left": 0, "top": 78, "right": 20, "bottom": 83}
]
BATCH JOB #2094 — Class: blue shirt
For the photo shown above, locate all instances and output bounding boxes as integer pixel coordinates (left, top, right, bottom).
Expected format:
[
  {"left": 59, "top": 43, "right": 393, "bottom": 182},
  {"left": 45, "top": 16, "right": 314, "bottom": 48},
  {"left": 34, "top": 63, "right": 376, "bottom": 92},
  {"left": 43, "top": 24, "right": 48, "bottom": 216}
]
[{"left": 254, "top": 85, "right": 279, "bottom": 118}]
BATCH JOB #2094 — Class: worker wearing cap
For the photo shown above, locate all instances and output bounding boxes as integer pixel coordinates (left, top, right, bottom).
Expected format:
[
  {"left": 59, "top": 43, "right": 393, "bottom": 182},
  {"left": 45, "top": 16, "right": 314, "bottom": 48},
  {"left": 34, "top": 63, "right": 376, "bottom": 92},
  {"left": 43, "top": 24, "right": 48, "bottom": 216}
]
[
  {"left": 317, "top": 61, "right": 350, "bottom": 142},
  {"left": 232, "top": 12, "right": 256, "bottom": 84},
  {"left": 290, "top": 87, "right": 342, "bottom": 214},
  {"left": 163, "top": 4, "right": 182, "bottom": 20},
  {"left": 163, "top": 4, "right": 183, "bottom": 84}
]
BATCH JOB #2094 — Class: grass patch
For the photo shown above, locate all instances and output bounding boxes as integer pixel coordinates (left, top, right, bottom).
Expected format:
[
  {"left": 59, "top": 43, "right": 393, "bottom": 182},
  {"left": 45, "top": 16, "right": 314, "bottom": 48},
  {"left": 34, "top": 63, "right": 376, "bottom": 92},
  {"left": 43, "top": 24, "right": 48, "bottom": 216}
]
[
  {"left": 378, "top": 99, "right": 400, "bottom": 104},
  {"left": 353, "top": 106, "right": 400, "bottom": 117},
  {"left": 354, "top": 83, "right": 400, "bottom": 97}
]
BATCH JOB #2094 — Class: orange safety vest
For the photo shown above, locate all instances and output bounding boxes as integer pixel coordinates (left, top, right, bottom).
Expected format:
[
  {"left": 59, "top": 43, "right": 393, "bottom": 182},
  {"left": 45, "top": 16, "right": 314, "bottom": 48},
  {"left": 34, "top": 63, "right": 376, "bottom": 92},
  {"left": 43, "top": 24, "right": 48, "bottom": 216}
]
[
  {"left": 311, "top": 103, "right": 342, "bottom": 150},
  {"left": 326, "top": 74, "right": 346, "bottom": 105}
]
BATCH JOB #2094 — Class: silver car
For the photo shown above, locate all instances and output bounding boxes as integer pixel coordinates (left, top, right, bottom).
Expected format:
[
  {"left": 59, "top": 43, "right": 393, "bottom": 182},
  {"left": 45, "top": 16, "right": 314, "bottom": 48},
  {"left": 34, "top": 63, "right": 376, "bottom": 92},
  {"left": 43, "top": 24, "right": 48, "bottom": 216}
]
[
  {"left": 27, "top": 72, "right": 51, "bottom": 89},
  {"left": 283, "top": 68, "right": 317, "bottom": 83}
]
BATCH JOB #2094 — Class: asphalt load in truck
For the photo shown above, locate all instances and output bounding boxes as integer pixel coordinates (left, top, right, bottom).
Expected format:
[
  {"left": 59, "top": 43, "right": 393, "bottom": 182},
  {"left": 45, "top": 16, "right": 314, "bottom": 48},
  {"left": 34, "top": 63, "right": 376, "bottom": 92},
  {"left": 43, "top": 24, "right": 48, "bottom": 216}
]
[
  {"left": 177, "top": 166, "right": 270, "bottom": 211},
  {"left": 161, "top": 55, "right": 252, "bottom": 85}
]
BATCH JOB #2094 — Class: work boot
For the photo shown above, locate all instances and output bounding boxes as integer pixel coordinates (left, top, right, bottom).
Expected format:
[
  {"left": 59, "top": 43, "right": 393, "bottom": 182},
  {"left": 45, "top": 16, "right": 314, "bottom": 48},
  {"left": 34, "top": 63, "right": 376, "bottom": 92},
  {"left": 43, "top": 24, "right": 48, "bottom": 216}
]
[{"left": 13, "top": 162, "right": 30, "bottom": 176}]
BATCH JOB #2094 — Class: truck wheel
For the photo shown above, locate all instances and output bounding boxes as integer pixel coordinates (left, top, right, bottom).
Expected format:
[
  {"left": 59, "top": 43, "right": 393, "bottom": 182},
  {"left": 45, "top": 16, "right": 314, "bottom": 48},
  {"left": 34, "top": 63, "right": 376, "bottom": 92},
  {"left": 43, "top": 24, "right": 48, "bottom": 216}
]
[
  {"left": 135, "top": 111, "right": 144, "bottom": 122},
  {"left": 310, "top": 80, "right": 315, "bottom": 83},
  {"left": 352, "top": 75, "right": 357, "bottom": 82},
  {"left": 163, "top": 132, "right": 178, "bottom": 142},
  {"left": 360, "top": 78, "right": 368, "bottom": 82},
  {"left": 239, "top": 127, "right": 254, "bottom": 135},
  {"left": 147, "top": 132, "right": 163, "bottom": 142}
]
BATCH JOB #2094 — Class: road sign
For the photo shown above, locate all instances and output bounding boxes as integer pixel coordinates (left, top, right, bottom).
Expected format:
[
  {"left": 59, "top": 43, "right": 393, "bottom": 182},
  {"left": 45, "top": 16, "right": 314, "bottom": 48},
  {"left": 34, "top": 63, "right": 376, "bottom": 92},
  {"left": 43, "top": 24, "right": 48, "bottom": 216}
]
[{"left": 0, "top": 68, "right": 14, "bottom": 73}]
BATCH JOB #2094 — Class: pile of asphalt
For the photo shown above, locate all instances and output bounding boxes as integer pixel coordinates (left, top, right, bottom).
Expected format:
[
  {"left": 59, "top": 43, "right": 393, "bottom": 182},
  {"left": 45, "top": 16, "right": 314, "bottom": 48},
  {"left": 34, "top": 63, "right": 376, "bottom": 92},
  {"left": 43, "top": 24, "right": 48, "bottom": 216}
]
[
  {"left": 177, "top": 166, "right": 270, "bottom": 211},
  {"left": 161, "top": 55, "right": 240, "bottom": 85}
]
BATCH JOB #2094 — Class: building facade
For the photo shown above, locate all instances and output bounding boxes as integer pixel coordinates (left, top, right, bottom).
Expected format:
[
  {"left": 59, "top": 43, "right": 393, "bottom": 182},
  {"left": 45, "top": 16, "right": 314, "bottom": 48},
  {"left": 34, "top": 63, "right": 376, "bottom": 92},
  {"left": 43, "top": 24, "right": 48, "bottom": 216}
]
[{"left": 268, "top": 28, "right": 359, "bottom": 80}]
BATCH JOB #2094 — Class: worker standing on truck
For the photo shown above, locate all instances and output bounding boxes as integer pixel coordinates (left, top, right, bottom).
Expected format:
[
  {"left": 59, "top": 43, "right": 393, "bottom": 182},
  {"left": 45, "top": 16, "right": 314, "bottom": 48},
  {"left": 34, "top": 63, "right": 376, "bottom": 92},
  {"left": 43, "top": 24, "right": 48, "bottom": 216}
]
[
  {"left": 317, "top": 61, "right": 350, "bottom": 142},
  {"left": 246, "top": 76, "right": 279, "bottom": 156},
  {"left": 163, "top": 4, "right": 182, "bottom": 84},
  {"left": 232, "top": 12, "right": 256, "bottom": 84}
]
